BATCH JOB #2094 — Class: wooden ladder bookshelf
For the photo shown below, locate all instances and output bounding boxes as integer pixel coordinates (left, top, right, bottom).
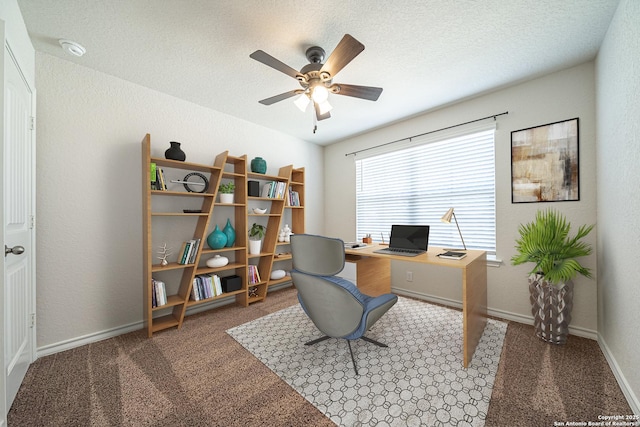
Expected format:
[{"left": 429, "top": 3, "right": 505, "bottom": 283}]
[{"left": 142, "top": 134, "right": 304, "bottom": 336}]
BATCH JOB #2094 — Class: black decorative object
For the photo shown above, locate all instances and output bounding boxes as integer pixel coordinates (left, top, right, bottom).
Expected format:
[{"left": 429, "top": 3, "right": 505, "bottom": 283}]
[
  {"left": 251, "top": 157, "right": 267, "bottom": 174},
  {"left": 221, "top": 275, "right": 242, "bottom": 293},
  {"left": 165, "top": 141, "right": 186, "bottom": 161},
  {"left": 248, "top": 180, "right": 260, "bottom": 197},
  {"left": 182, "top": 172, "right": 209, "bottom": 193}
]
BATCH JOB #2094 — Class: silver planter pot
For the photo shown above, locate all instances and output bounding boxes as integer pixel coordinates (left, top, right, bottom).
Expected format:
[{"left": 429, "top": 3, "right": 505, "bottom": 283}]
[{"left": 528, "top": 273, "right": 574, "bottom": 345}]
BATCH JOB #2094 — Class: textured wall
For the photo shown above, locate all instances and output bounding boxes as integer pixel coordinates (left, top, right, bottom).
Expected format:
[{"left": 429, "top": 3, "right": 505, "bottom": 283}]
[
  {"left": 596, "top": 0, "right": 640, "bottom": 412},
  {"left": 34, "top": 53, "right": 323, "bottom": 349},
  {"left": 324, "top": 62, "right": 598, "bottom": 335}
]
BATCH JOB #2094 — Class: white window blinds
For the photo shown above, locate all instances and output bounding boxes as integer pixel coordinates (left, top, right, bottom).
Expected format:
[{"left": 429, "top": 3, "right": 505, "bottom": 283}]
[{"left": 355, "top": 126, "right": 496, "bottom": 254}]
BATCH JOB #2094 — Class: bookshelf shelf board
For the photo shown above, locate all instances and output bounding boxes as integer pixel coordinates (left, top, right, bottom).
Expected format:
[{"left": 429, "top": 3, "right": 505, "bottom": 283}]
[
  {"left": 225, "top": 156, "right": 245, "bottom": 164},
  {"left": 273, "top": 253, "right": 292, "bottom": 261},
  {"left": 247, "top": 172, "right": 288, "bottom": 181},
  {"left": 151, "top": 190, "right": 214, "bottom": 197},
  {"left": 185, "top": 289, "right": 245, "bottom": 307},
  {"left": 151, "top": 212, "right": 209, "bottom": 217},
  {"left": 150, "top": 157, "right": 222, "bottom": 174},
  {"left": 246, "top": 296, "right": 264, "bottom": 304},
  {"left": 151, "top": 262, "right": 194, "bottom": 272},
  {"left": 200, "top": 247, "right": 246, "bottom": 255},
  {"left": 248, "top": 252, "right": 273, "bottom": 259},
  {"left": 214, "top": 202, "right": 246, "bottom": 207},
  {"left": 150, "top": 314, "right": 180, "bottom": 332},
  {"left": 152, "top": 295, "right": 184, "bottom": 310},
  {"left": 248, "top": 196, "right": 285, "bottom": 202},
  {"left": 195, "top": 262, "right": 245, "bottom": 275},
  {"left": 222, "top": 171, "right": 245, "bottom": 178}
]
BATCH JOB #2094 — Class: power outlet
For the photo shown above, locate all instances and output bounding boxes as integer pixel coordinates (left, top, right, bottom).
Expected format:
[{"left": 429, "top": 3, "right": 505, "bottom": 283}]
[{"left": 406, "top": 271, "right": 413, "bottom": 282}]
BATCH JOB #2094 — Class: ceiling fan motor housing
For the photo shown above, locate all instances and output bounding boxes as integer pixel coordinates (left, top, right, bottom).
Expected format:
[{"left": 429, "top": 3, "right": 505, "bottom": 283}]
[{"left": 305, "top": 46, "right": 325, "bottom": 64}]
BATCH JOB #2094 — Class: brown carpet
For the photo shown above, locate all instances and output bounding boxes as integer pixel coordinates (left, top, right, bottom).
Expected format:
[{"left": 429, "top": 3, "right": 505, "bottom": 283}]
[{"left": 8, "top": 286, "right": 631, "bottom": 427}]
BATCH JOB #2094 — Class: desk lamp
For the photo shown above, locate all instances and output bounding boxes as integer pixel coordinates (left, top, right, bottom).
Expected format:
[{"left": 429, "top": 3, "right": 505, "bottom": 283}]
[{"left": 441, "top": 207, "right": 467, "bottom": 250}]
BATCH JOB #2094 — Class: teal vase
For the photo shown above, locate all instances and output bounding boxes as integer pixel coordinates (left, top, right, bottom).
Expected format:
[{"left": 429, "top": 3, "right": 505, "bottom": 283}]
[
  {"left": 251, "top": 157, "right": 267, "bottom": 174},
  {"left": 207, "top": 225, "right": 227, "bottom": 249},
  {"left": 223, "top": 219, "right": 236, "bottom": 247}
]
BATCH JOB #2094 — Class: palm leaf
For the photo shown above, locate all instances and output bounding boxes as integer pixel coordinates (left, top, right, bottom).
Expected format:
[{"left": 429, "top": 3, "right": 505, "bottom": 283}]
[{"left": 511, "top": 209, "right": 593, "bottom": 285}]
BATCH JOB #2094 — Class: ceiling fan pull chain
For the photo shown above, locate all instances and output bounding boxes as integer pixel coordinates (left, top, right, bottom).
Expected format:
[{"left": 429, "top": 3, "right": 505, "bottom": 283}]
[{"left": 313, "top": 107, "right": 318, "bottom": 134}]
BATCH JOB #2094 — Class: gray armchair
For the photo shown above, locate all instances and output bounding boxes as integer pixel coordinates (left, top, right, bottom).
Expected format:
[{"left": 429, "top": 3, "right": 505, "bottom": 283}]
[{"left": 290, "top": 234, "right": 398, "bottom": 375}]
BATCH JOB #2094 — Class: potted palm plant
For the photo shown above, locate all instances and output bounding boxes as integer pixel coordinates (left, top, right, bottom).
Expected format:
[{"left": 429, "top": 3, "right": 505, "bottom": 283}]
[
  {"left": 511, "top": 208, "right": 594, "bottom": 344},
  {"left": 218, "top": 182, "right": 235, "bottom": 204},
  {"left": 248, "top": 223, "right": 266, "bottom": 255}
]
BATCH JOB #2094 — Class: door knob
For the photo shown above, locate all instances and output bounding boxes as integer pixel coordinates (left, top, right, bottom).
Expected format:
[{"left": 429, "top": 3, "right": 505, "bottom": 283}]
[{"left": 4, "top": 245, "right": 25, "bottom": 256}]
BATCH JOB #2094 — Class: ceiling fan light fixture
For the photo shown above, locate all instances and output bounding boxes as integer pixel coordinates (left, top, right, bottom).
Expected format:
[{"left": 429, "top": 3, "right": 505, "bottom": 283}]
[
  {"left": 294, "top": 93, "right": 310, "bottom": 112},
  {"left": 317, "top": 100, "right": 333, "bottom": 115},
  {"left": 311, "top": 85, "right": 329, "bottom": 103},
  {"left": 59, "top": 39, "right": 86, "bottom": 57}
]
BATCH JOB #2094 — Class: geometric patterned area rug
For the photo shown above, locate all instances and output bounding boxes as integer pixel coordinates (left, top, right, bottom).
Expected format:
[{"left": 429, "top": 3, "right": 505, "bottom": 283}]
[{"left": 227, "top": 297, "right": 507, "bottom": 427}]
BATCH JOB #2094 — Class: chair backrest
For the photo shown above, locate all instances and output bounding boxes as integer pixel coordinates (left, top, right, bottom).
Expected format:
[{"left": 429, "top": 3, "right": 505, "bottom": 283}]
[
  {"left": 290, "top": 234, "right": 363, "bottom": 338},
  {"left": 290, "top": 234, "right": 345, "bottom": 276}
]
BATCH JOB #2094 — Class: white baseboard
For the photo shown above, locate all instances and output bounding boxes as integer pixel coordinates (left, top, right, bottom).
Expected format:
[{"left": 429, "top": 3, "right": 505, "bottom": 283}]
[
  {"left": 392, "top": 287, "right": 463, "bottom": 310},
  {"left": 37, "top": 283, "right": 293, "bottom": 358},
  {"left": 598, "top": 334, "right": 640, "bottom": 415},
  {"left": 37, "top": 321, "right": 143, "bottom": 358},
  {"left": 391, "top": 287, "right": 598, "bottom": 340}
]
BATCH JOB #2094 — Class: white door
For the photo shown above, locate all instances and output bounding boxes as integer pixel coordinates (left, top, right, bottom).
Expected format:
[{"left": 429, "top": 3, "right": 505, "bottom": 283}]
[{"left": 3, "top": 45, "right": 35, "bottom": 411}]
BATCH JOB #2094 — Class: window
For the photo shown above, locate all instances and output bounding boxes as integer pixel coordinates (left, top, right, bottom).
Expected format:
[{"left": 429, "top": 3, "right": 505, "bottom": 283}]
[{"left": 355, "top": 125, "right": 496, "bottom": 254}]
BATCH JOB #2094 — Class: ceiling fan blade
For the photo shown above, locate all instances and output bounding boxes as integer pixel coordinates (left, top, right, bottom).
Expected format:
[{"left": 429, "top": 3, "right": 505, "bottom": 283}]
[
  {"left": 250, "top": 50, "right": 303, "bottom": 80},
  {"left": 258, "top": 90, "right": 301, "bottom": 105},
  {"left": 320, "top": 34, "right": 364, "bottom": 78},
  {"left": 330, "top": 84, "right": 383, "bottom": 101},
  {"left": 314, "top": 102, "right": 331, "bottom": 121}
]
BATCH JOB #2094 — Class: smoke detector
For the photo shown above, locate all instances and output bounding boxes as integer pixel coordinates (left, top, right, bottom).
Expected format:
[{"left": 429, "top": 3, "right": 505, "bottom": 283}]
[{"left": 59, "top": 39, "right": 86, "bottom": 57}]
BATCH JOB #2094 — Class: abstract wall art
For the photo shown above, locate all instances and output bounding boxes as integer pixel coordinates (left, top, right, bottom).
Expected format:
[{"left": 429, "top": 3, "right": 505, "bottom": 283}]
[{"left": 511, "top": 118, "right": 579, "bottom": 203}]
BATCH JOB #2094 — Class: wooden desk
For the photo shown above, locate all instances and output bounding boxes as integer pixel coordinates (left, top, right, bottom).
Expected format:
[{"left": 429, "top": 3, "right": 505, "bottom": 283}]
[{"left": 344, "top": 244, "right": 487, "bottom": 368}]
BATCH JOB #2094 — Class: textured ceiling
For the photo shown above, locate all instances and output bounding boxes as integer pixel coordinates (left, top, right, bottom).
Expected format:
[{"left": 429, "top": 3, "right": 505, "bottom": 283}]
[{"left": 17, "top": 0, "right": 619, "bottom": 145}]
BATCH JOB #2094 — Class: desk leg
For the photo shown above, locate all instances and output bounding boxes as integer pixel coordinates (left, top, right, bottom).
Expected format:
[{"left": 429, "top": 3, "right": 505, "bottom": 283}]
[
  {"left": 462, "top": 253, "right": 487, "bottom": 367},
  {"left": 346, "top": 256, "right": 391, "bottom": 296}
]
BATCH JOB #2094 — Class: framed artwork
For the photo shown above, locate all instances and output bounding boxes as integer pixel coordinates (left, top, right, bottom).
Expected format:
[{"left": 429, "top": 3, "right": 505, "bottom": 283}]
[{"left": 511, "top": 117, "right": 579, "bottom": 203}]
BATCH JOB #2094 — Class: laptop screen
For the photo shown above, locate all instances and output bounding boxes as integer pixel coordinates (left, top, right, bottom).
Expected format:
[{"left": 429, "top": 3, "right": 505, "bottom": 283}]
[{"left": 389, "top": 225, "right": 430, "bottom": 250}]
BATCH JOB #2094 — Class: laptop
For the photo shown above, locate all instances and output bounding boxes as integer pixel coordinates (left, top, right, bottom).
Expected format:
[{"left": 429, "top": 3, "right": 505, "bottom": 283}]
[{"left": 373, "top": 225, "right": 430, "bottom": 257}]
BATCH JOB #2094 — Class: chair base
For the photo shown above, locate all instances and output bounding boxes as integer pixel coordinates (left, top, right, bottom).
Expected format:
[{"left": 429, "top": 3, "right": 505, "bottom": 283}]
[{"left": 304, "top": 335, "right": 388, "bottom": 375}]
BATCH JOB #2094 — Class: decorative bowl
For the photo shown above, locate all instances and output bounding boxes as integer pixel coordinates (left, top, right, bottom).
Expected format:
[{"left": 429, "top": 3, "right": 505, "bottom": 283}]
[
  {"left": 270, "top": 269, "right": 286, "bottom": 280},
  {"left": 206, "top": 255, "right": 229, "bottom": 268},
  {"left": 253, "top": 207, "right": 267, "bottom": 214}
]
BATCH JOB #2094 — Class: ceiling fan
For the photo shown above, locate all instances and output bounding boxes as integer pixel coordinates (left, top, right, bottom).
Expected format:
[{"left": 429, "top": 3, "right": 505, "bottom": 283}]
[{"left": 250, "top": 34, "right": 383, "bottom": 123}]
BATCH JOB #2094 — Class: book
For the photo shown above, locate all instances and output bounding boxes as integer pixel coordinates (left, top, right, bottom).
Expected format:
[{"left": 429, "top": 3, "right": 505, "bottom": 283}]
[
  {"left": 248, "top": 265, "right": 261, "bottom": 284},
  {"left": 437, "top": 251, "right": 467, "bottom": 260},
  {"left": 152, "top": 279, "right": 167, "bottom": 307},
  {"left": 179, "top": 241, "right": 192, "bottom": 264},
  {"left": 188, "top": 239, "right": 201, "bottom": 264},
  {"left": 190, "top": 278, "right": 200, "bottom": 301},
  {"left": 154, "top": 168, "right": 167, "bottom": 191},
  {"left": 261, "top": 182, "right": 273, "bottom": 198},
  {"left": 213, "top": 275, "right": 222, "bottom": 295},
  {"left": 177, "top": 241, "right": 188, "bottom": 264},
  {"left": 150, "top": 163, "right": 157, "bottom": 189}
]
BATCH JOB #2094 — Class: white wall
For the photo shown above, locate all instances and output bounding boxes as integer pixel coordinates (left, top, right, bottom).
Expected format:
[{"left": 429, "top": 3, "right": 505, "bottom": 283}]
[
  {"left": 34, "top": 53, "right": 323, "bottom": 349},
  {"left": 596, "top": 0, "right": 640, "bottom": 413},
  {"left": 324, "top": 62, "right": 598, "bottom": 335}
]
